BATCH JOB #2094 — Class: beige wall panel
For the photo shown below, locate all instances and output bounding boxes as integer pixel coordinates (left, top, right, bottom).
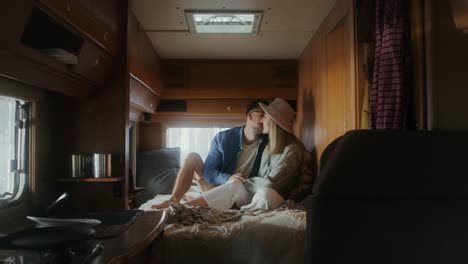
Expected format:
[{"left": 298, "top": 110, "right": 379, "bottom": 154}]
[
  {"left": 297, "top": 0, "right": 356, "bottom": 160},
  {"left": 326, "top": 19, "right": 346, "bottom": 143}
]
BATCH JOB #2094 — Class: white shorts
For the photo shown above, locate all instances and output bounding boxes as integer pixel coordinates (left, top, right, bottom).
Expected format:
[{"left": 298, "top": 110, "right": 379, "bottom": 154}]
[
  {"left": 202, "top": 179, "right": 251, "bottom": 211},
  {"left": 240, "top": 188, "right": 285, "bottom": 210}
]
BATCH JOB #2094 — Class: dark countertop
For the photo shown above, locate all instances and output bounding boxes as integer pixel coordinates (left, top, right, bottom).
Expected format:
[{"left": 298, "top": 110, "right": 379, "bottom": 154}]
[
  {"left": 0, "top": 210, "right": 167, "bottom": 264},
  {"left": 91, "top": 210, "right": 166, "bottom": 264}
]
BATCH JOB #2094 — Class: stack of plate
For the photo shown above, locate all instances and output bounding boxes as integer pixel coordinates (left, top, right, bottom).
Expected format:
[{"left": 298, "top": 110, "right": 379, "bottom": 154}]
[
  {"left": 27, "top": 216, "right": 101, "bottom": 228},
  {"left": 39, "top": 48, "right": 78, "bottom": 65}
]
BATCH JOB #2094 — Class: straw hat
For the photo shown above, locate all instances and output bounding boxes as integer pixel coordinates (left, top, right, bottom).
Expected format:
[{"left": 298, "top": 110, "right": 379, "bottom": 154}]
[{"left": 259, "top": 98, "right": 295, "bottom": 134}]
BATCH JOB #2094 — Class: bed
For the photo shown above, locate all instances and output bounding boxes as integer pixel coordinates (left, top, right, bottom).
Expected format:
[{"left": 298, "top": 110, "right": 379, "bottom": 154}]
[{"left": 136, "top": 147, "right": 314, "bottom": 264}]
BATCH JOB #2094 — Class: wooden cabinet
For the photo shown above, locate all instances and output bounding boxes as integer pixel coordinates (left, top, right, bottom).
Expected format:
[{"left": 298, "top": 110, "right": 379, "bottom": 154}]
[
  {"left": 130, "top": 76, "right": 159, "bottom": 114},
  {"left": 187, "top": 99, "right": 254, "bottom": 115},
  {"left": 38, "top": 0, "right": 119, "bottom": 56},
  {"left": 273, "top": 63, "right": 298, "bottom": 99},
  {"left": 71, "top": 40, "right": 112, "bottom": 85},
  {"left": 128, "top": 11, "right": 163, "bottom": 97},
  {"left": 154, "top": 98, "right": 295, "bottom": 126},
  {"left": 187, "top": 61, "right": 274, "bottom": 99},
  {"left": 0, "top": 0, "right": 121, "bottom": 97},
  {"left": 161, "top": 63, "right": 187, "bottom": 98},
  {"left": 160, "top": 60, "right": 298, "bottom": 100}
]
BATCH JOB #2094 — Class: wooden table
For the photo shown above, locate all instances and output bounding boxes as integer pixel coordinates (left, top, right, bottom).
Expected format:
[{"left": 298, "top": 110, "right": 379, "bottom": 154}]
[{"left": 90, "top": 210, "right": 166, "bottom": 264}]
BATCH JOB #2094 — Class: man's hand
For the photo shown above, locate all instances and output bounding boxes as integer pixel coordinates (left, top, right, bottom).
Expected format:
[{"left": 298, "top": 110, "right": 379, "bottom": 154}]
[{"left": 228, "top": 173, "right": 246, "bottom": 182}]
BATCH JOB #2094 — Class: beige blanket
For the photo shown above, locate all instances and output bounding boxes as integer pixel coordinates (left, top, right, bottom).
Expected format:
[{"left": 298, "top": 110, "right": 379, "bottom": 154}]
[{"left": 140, "top": 193, "right": 306, "bottom": 264}]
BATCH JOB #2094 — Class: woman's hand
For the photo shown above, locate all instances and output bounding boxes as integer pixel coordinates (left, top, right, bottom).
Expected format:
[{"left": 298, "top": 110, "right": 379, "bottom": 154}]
[{"left": 228, "top": 173, "right": 246, "bottom": 182}]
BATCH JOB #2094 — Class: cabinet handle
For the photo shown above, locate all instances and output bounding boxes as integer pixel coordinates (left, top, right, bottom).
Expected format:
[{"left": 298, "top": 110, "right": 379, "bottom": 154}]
[
  {"left": 227, "top": 106, "right": 232, "bottom": 111},
  {"left": 95, "top": 59, "right": 100, "bottom": 65},
  {"left": 104, "top": 32, "right": 109, "bottom": 41}
]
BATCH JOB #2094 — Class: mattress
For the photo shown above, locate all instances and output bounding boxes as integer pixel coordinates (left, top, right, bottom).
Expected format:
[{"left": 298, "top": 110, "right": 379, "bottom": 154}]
[{"left": 139, "top": 187, "right": 306, "bottom": 264}]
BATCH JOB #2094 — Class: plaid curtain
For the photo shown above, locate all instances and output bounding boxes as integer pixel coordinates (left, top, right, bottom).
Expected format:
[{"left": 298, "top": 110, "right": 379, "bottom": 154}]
[{"left": 370, "top": 0, "right": 409, "bottom": 129}]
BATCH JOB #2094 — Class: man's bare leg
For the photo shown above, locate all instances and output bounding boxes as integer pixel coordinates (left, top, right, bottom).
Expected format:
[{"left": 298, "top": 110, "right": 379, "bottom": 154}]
[
  {"left": 195, "top": 172, "right": 216, "bottom": 192},
  {"left": 184, "top": 153, "right": 215, "bottom": 192},
  {"left": 152, "top": 153, "right": 207, "bottom": 209}
]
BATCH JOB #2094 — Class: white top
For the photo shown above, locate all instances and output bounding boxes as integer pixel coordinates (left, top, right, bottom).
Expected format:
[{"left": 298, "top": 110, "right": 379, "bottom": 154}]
[{"left": 233, "top": 139, "right": 259, "bottom": 176}]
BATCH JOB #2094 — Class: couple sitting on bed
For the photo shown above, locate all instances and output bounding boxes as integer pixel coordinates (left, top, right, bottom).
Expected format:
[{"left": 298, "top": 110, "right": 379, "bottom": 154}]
[{"left": 152, "top": 98, "right": 305, "bottom": 211}]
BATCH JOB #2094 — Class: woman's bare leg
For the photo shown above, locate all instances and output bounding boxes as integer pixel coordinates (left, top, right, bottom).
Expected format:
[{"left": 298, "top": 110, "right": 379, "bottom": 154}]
[
  {"left": 152, "top": 153, "right": 206, "bottom": 209},
  {"left": 184, "top": 195, "right": 208, "bottom": 207}
]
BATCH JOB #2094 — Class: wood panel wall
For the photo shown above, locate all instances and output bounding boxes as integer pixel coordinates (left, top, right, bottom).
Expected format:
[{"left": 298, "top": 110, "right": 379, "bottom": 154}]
[
  {"left": 0, "top": 0, "right": 128, "bottom": 214},
  {"left": 297, "top": 0, "right": 356, "bottom": 159},
  {"left": 425, "top": 0, "right": 468, "bottom": 130},
  {"left": 65, "top": 1, "right": 129, "bottom": 210},
  {"left": 128, "top": 11, "right": 163, "bottom": 96},
  {"left": 127, "top": 8, "right": 166, "bottom": 158},
  {"left": 138, "top": 123, "right": 163, "bottom": 151}
]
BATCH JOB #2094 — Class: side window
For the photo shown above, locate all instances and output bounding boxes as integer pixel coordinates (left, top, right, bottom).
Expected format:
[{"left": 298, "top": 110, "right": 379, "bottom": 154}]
[
  {"left": 0, "top": 96, "right": 30, "bottom": 206},
  {"left": 165, "top": 127, "right": 231, "bottom": 163}
]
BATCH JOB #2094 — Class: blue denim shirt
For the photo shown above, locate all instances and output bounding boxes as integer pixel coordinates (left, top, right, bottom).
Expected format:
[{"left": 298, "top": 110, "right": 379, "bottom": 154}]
[{"left": 204, "top": 126, "right": 267, "bottom": 186}]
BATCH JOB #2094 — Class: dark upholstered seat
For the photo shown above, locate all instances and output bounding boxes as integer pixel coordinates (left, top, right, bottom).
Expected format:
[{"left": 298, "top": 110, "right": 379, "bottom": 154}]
[{"left": 305, "top": 130, "right": 468, "bottom": 264}]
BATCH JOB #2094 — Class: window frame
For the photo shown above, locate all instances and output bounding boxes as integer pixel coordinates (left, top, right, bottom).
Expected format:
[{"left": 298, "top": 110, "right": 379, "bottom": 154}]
[
  {"left": 185, "top": 10, "right": 263, "bottom": 34},
  {"left": 0, "top": 95, "right": 33, "bottom": 209}
]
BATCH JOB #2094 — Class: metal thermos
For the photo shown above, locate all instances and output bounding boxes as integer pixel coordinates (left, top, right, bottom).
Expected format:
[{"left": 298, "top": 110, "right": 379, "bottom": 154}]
[
  {"left": 69, "top": 154, "right": 83, "bottom": 178},
  {"left": 106, "top": 153, "right": 112, "bottom": 177},
  {"left": 70, "top": 153, "right": 112, "bottom": 178},
  {"left": 93, "top": 153, "right": 107, "bottom": 178}
]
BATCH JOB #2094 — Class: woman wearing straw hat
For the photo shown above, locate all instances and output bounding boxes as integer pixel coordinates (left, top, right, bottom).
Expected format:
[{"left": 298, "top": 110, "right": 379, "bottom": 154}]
[{"left": 153, "top": 98, "right": 304, "bottom": 210}]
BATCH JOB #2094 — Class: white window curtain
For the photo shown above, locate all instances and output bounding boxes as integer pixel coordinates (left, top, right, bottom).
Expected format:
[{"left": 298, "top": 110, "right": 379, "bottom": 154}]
[
  {"left": 166, "top": 127, "right": 231, "bottom": 163},
  {"left": 0, "top": 96, "right": 17, "bottom": 196}
]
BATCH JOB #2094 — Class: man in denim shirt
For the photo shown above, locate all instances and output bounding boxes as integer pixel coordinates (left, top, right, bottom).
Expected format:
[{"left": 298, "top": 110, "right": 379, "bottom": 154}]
[
  {"left": 201, "top": 100, "right": 269, "bottom": 188},
  {"left": 153, "top": 100, "right": 268, "bottom": 208}
]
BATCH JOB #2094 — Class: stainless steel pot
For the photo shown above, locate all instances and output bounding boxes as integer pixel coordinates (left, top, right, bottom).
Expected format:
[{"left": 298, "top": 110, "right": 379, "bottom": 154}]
[{"left": 70, "top": 153, "right": 112, "bottom": 178}]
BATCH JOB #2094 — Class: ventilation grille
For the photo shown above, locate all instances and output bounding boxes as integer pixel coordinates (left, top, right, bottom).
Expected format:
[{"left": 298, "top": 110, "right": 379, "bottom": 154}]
[{"left": 156, "top": 100, "right": 187, "bottom": 112}]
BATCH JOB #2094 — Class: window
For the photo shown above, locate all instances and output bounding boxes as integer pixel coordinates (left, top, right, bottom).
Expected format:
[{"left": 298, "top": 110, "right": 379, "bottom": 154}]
[
  {"left": 0, "top": 96, "right": 30, "bottom": 206},
  {"left": 185, "top": 10, "right": 263, "bottom": 34},
  {"left": 166, "top": 127, "right": 231, "bottom": 163}
]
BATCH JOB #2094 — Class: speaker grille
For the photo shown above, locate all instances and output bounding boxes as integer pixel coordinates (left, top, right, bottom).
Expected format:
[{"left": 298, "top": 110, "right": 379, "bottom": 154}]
[{"left": 156, "top": 100, "right": 187, "bottom": 112}]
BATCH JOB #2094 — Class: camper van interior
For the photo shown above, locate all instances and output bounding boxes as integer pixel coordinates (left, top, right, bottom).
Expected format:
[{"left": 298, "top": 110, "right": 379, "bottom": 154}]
[{"left": 0, "top": 0, "right": 468, "bottom": 263}]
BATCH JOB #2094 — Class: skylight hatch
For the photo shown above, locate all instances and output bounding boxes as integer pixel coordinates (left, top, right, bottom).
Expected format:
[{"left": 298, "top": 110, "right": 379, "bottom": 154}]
[{"left": 185, "top": 10, "right": 263, "bottom": 34}]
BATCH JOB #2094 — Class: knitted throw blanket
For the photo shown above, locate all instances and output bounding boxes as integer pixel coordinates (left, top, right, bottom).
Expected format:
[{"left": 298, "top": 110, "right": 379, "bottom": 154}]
[{"left": 165, "top": 200, "right": 304, "bottom": 226}]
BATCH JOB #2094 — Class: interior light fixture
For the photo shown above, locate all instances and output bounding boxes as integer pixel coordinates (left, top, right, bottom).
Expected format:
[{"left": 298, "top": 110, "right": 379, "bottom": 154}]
[{"left": 185, "top": 10, "right": 263, "bottom": 34}]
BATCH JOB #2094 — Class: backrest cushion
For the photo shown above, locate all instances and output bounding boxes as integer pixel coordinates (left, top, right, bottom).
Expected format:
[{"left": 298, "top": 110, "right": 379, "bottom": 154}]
[
  {"left": 313, "top": 130, "right": 468, "bottom": 199},
  {"left": 137, "top": 147, "right": 180, "bottom": 196}
]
